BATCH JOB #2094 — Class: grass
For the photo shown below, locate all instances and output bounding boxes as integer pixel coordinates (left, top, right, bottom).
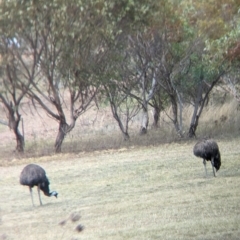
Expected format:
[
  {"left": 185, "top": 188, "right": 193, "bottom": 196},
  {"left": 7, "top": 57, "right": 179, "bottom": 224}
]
[{"left": 1, "top": 138, "right": 240, "bottom": 239}]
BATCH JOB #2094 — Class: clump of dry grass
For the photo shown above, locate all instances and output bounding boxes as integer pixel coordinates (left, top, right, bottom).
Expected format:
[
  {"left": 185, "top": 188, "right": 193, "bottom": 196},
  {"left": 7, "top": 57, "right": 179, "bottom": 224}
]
[{"left": 59, "top": 212, "right": 84, "bottom": 238}]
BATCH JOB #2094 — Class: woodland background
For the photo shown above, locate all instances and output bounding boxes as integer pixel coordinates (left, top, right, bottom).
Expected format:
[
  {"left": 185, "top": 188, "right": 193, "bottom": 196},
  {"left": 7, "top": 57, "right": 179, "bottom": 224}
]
[{"left": 0, "top": 0, "right": 240, "bottom": 157}]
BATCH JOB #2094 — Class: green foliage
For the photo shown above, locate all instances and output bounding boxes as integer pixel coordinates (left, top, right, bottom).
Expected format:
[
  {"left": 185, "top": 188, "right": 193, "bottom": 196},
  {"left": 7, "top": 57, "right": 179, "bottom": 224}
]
[{"left": 179, "top": 0, "right": 240, "bottom": 65}]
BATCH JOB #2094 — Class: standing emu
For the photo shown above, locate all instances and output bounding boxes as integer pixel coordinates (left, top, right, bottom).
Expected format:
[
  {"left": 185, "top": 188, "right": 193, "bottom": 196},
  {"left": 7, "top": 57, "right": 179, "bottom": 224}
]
[
  {"left": 193, "top": 139, "right": 221, "bottom": 177},
  {"left": 20, "top": 164, "right": 58, "bottom": 206}
]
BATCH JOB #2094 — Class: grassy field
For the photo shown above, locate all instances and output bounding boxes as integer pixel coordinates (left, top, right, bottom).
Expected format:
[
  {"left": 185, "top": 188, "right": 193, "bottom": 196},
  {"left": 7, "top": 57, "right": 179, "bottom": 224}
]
[{"left": 0, "top": 137, "right": 240, "bottom": 240}]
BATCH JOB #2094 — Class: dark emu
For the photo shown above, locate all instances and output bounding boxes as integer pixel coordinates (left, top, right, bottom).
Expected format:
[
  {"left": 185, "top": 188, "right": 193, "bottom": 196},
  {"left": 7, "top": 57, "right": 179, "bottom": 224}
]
[
  {"left": 193, "top": 139, "right": 221, "bottom": 177},
  {"left": 20, "top": 164, "right": 58, "bottom": 206}
]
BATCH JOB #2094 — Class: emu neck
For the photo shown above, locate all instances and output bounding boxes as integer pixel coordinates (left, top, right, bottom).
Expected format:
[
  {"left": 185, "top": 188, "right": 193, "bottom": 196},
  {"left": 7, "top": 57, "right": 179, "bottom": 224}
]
[{"left": 42, "top": 190, "right": 51, "bottom": 197}]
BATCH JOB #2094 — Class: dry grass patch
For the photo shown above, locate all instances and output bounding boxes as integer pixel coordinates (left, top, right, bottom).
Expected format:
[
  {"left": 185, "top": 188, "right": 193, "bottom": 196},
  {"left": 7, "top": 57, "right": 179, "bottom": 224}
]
[
  {"left": 1, "top": 97, "right": 240, "bottom": 160},
  {"left": 0, "top": 138, "right": 240, "bottom": 239}
]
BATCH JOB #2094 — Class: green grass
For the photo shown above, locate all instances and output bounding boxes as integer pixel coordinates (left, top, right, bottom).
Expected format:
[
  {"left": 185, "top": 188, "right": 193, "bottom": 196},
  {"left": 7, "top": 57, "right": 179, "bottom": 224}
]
[{"left": 0, "top": 138, "right": 240, "bottom": 239}]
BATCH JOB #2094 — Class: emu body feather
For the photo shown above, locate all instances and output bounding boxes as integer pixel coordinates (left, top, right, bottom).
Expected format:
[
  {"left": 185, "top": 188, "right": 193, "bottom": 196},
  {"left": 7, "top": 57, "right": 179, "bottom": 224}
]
[
  {"left": 193, "top": 139, "right": 221, "bottom": 177},
  {"left": 20, "top": 164, "right": 58, "bottom": 206}
]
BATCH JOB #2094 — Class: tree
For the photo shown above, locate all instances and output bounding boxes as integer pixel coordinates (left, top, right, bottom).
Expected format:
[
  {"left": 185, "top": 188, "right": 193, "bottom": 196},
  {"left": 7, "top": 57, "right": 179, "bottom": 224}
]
[
  {"left": 29, "top": 1, "right": 103, "bottom": 152},
  {"left": 93, "top": 0, "right": 161, "bottom": 136},
  {"left": 126, "top": 33, "right": 160, "bottom": 134},
  {"left": 104, "top": 82, "right": 140, "bottom": 140},
  {"left": 95, "top": 33, "right": 142, "bottom": 140},
  {"left": 177, "top": 0, "right": 240, "bottom": 137},
  {"left": 150, "top": 87, "right": 165, "bottom": 128},
  {"left": 187, "top": 64, "right": 226, "bottom": 138},
  {"left": 0, "top": 0, "right": 105, "bottom": 152},
  {"left": 0, "top": 53, "right": 26, "bottom": 152},
  {"left": 0, "top": 6, "right": 42, "bottom": 152},
  {"left": 102, "top": 0, "right": 187, "bottom": 135}
]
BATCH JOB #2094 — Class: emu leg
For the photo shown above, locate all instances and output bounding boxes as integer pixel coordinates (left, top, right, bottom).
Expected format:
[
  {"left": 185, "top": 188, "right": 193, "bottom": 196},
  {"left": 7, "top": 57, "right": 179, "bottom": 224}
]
[
  {"left": 211, "top": 158, "right": 216, "bottom": 177},
  {"left": 203, "top": 159, "right": 207, "bottom": 177},
  {"left": 29, "top": 186, "right": 34, "bottom": 206},
  {"left": 37, "top": 184, "right": 43, "bottom": 205}
]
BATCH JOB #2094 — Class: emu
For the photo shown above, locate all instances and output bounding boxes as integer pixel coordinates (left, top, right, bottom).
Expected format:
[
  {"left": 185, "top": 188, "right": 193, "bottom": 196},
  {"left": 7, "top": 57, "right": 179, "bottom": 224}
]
[
  {"left": 193, "top": 139, "right": 221, "bottom": 177},
  {"left": 20, "top": 164, "right": 58, "bottom": 206}
]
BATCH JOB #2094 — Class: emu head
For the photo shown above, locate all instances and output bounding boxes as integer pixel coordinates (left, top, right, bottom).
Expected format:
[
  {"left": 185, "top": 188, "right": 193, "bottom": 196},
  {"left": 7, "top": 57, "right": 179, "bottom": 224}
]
[{"left": 50, "top": 191, "right": 58, "bottom": 198}]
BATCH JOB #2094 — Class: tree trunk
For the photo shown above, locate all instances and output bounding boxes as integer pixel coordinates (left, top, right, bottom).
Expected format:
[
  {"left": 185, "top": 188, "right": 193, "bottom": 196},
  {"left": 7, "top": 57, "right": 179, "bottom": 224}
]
[
  {"left": 15, "top": 128, "right": 25, "bottom": 152},
  {"left": 8, "top": 110, "right": 25, "bottom": 153},
  {"left": 188, "top": 81, "right": 203, "bottom": 138},
  {"left": 151, "top": 90, "right": 162, "bottom": 128},
  {"left": 140, "top": 104, "right": 149, "bottom": 135},
  {"left": 188, "top": 72, "right": 224, "bottom": 138},
  {"left": 55, "top": 122, "right": 70, "bottom": 153},
  {"left": 170, "top": 95, "right": 183, "bottom": 137},
  {"left": 122, "top": 132, "right": 130, "bottom": 141},
  {"left": 176, "top": 89, "right": 183, "bottom": 134},
  {"left": 112, "top": 109, "right": 130, "bottom": 141},
  {"left": 188, "top": 115, "right": 199, "bottom": 138},
  {"left": 55, "top": 117, "right": 77, "bottom": 153},
  {"left": 152, "top": 106, "right": 160, "bottom": 128}
]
